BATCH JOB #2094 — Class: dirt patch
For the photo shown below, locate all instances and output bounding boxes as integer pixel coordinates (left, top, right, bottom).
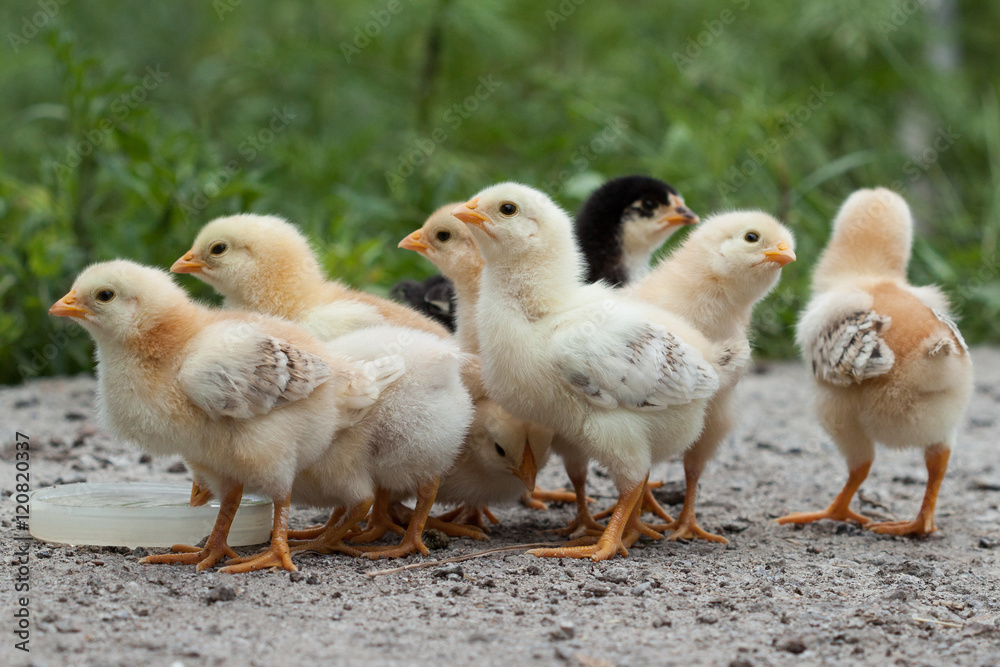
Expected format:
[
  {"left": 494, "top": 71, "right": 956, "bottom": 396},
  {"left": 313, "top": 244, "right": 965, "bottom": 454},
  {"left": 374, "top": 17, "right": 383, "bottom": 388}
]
[{"left": 2, "top": 350, "right": 999, "bottom": 666}]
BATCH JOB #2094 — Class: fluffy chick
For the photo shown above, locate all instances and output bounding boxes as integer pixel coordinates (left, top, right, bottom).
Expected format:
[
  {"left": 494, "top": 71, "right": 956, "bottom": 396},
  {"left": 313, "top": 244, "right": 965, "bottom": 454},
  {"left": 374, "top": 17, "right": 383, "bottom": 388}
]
[
  {"left": 297, "top": 325, "right": 476, "bottom": 558},
  {"left": 50, "top": 260, "right": 397, "bottom": 573},
  {"left": 172, "top": 213, "right": 450, "bottom": 341},
  {"left": 777, "top": 188, "right": 973, "bottom": 536},
  {"left": 454, "top": 183, "right": 748, "bottom": 560},
  {"left": 632, "top": 212, "right": 795, "bottom": 541},
  {"left": 575, "top": 175, "right": 699, "bottom": 286},
  {"left": 399, "top": 212, "right": 564, "bottom": 519}
]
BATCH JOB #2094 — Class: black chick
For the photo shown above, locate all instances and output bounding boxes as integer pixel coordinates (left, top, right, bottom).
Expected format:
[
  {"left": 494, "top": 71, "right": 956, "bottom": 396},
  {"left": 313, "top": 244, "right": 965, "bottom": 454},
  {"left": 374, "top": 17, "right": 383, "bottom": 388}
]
[
  {"left": 389, "top": 274, "right": 457, "bottom": 331},
  {"left": 575, "top": 175, "right": 698, "bottom": 286}
]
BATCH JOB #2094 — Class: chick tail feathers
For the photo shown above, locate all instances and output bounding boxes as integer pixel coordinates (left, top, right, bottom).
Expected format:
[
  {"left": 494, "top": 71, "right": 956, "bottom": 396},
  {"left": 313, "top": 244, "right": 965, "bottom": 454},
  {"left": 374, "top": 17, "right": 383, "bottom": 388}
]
[
  {"left": 341, "top": 355, "right": 407, "bottom": 413},
  {"left": 814, "top": 188, "right": 913, "bottom": 288},
  {"left": 709, "top": 337, "right": 752, "bottom": 390}
]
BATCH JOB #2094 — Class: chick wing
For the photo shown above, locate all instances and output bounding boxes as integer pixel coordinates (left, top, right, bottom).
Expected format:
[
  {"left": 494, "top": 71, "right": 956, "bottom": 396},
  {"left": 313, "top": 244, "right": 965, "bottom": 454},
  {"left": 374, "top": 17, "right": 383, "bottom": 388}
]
[
  {"left": 553, "top": 316, "right": 719, "bottom": 410},
  {"left": 178, "top": 322, "right": 332, "bottom": 420}
]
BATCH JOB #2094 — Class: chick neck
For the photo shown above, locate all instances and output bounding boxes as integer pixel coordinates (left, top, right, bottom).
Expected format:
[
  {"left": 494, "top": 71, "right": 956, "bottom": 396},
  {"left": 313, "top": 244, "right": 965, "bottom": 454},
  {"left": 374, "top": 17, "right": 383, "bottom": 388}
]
[
  {"left": 229, "top": 260, "right": 333, "bottom": 320},
  {"left": 479, "top": 235, "right": 585, "bottom": 322},
  {"left": 445, "top": 263, "right": 484, "bottom": 355},
  {"left": 95, "top": 299, "right": 206, "bottom": 365},
  {"left": 647, "top": 249, "right": 768, "bottom": 342}
]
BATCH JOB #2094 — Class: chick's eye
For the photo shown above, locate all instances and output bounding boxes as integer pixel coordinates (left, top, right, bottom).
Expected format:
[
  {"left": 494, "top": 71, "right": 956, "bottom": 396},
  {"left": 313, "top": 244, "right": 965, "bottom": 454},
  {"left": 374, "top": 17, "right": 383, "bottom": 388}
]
[
  {"left": 96, "top": 289, "right": 115, "bottom": 303},
  {"left": 494, "top": 443, "right": 506, "bottom": 457},
  {"left": 744, "top": 232, "right": 760, "bottom": 243},
  {"left": 498, "top": 202, "right": 518, "bottom": 217},
  {"left": 642, "top": 199, "right": 655, "bottom": 210},
  {"left": 210, "top": 242, "right": 228, "bottom": 255},
  {"left": 436, "top": 230, "right": 451, "bottom": 242}
]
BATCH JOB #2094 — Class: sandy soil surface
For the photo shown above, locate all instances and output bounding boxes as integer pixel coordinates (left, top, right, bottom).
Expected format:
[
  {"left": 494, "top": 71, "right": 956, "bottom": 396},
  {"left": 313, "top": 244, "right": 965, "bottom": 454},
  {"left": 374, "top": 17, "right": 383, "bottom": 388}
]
[{"left": 2, "top": 350, "right": 999, "bottom": 667}]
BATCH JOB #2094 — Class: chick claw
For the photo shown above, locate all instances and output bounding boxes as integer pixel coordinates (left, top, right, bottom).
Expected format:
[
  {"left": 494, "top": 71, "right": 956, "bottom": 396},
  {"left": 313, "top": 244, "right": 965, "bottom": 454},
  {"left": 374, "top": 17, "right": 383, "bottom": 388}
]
[
  {"left": 140, "top": 543, "right": 238, "bottom": 571},
  {"left": 866, "top": 517, "right": 936, "bottom": 536},
  {"left": 666, "top": 509, "right": 728, "bottom": 543},
  {"left": 776, "top": 507, "right": 871, "bottom": 526},
  {"left": 221, "top": 543, "right": 296, "bottom": 574},
  {"left": 521, "top": 487, "right": 579, "bottom": 510}
]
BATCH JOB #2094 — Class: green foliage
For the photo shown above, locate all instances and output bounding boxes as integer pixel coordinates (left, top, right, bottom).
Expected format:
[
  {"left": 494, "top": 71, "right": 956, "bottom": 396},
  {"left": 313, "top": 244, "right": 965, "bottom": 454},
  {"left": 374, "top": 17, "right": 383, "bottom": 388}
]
[{"left": 2, "top": 0, "right": 998, "bottom": 383}]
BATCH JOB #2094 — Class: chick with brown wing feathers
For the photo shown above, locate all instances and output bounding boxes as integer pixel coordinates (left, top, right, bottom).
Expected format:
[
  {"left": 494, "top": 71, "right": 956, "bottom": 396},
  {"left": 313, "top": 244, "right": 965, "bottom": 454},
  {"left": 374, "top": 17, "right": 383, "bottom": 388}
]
[
  {"left": 631, "top": 212, "right": 795, "bottom": 542},
  {"left": 50, "top": 261, "right": 401, "bottom": 573},
  {"left": 172, "top": 214, "right": 484, "bottom": 543},
  {"left": 454, "top": 183, "right": 749, "bottom": 560},
  {"left": 777, "top": 188, "right": 973, "bottom": 536}
]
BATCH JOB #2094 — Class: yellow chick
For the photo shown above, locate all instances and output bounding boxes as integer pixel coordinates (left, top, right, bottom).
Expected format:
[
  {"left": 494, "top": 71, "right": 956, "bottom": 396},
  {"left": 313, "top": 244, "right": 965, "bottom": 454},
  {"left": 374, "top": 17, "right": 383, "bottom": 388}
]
[
  {"left": 454, "top": 183, "right": 749, "bottom": 560},
  {"left": 778, "top": 188, "right": 973, "bottom": 535},
  {"left": 631, "top": 211, "right": 795, "bottom": 542},
  {"left": 171, "top": 214, "right": 478, "bottom": 543},
  {"left": 49, "top": 260, "right": 398, "bottom": 573}
]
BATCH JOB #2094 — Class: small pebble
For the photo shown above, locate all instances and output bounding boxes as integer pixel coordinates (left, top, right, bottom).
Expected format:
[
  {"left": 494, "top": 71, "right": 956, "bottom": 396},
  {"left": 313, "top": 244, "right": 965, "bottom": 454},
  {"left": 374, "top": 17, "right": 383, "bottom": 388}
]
[
  {"left": 550, "top": 620, "right": 575, "bottom": 641},
  {"left": 166, "top": 461, "right": 187, "bottom": 473},
  {"left": 422, "top": 529, "right": 449, "bottom": 550},
  {"left": 306, "top": 574, "right": 320, "bottom": 585},
  {"left": 205, "top": 585, "right": 237, "bottom": 604},
  {"left": 433, "top": 563, "right": 463, "bottom": 579},
  {"left": 289, "top": 571, "right": 306, "bottom": 583}
]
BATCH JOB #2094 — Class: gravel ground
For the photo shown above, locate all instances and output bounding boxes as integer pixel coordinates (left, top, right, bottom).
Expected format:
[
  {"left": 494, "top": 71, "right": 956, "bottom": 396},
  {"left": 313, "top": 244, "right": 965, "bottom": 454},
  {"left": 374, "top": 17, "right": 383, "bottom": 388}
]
[{"left": 2, "top": 350, "right": 999, "bottom": 667}]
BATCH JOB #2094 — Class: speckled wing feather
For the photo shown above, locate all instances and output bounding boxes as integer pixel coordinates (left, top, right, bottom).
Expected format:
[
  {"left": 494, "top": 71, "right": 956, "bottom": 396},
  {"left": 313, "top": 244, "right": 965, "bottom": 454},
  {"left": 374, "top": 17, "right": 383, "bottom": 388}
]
[
  {"left": 808, "top": 310, "right": 895, "bottom": 386},
  {"left": 555, "top": 320, "right": 719, "bottom": 410},
  {"left": 179, "top": 325, "right": 332, "bottom": 420},
  {"left": 929, "top": 309, "right": 969, "bottom": 356}
]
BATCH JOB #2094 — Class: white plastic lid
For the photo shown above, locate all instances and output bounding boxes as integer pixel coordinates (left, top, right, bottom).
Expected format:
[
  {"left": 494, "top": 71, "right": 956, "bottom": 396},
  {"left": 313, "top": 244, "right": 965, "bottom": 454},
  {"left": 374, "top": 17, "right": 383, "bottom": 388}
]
[{"left": 29, "top": 482, "right": 272, "bottom": 548}]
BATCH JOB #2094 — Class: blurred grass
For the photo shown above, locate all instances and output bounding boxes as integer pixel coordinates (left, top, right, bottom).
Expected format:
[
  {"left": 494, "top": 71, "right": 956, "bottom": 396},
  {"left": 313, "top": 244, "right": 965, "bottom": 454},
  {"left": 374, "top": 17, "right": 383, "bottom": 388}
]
[{"left": 1, "top": 0, "right": 998, "bottom": 383}]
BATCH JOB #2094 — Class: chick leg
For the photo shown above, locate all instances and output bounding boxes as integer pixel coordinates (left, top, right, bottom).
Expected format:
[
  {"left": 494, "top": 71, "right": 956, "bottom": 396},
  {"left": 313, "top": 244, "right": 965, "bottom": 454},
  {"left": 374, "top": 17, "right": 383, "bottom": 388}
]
[
  {"left": 529, "top": 476, "right": 647, "bottom": 561},
  {"left": 666, "top": 451, "right": 727, "bottom": 543},
  {"left": 549, "top": 462, "right": 605, "bottom": 538},
  {"left": 141, "top": 483, "right": 242, "bottom": 571},
  {"left": 776, "top": 461, "right": 873, "bottom": 526},
  {"left": 867, "top": 445, "right": 949, "bottom": 536},
  {"left": 290, "top": 501, "right": 371, "bottom": 556},
  {"left": 355, "top": 477, "right": 441, "bottom": 559},
  {"left": 594, "top": 481, "right": 673, "bottom": 523},
  {"left": 350, "top": 487, "right": 405, "bottom": 543},
  {"left": 287, "top": 507, "right": 346, "bottom": 542},
  {"left": 221, "top": 493, "right": 296, "bottom": 573}
]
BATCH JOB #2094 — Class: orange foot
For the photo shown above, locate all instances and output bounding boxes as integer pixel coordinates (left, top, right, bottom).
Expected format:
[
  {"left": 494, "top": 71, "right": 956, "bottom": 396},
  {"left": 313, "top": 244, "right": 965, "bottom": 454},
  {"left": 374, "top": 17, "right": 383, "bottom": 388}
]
[
  {"left": 424, "top": 515, "right": 488, "bottom": 540},
  {"left": 141, "top": 542, "right": 237, "bottom": 571},
  {"left": 222, "top": 542, "right": 296, "bottom": 573},
  {"left": 351, "top": 488, "right": 406, "bottom": 543},
  {"left": 288, "top": 507, "right": 346, "bottom": 542},
  {"left": 355, "top": 477, "right": 441, "bottom": 560},
  {"left": 666, "top": 514, "right": 727, "bottom": 543},
  {"left": 437, "top": 505, "right": 500, "bottom": 532},
  {"left": 776, "top": 507, "right": 871, "bottom": 526},
  {"left": 189, "top": 481, "right": 213, "bottom": 508},
  {"left": 521, "top": 487, "right": 579, "bottom": 510},
  {"left": 866, "top": 516, "right": 936, "bottom": 536},
  {"left": 529, "top": 476, "right": 646, "bottom": 562}
]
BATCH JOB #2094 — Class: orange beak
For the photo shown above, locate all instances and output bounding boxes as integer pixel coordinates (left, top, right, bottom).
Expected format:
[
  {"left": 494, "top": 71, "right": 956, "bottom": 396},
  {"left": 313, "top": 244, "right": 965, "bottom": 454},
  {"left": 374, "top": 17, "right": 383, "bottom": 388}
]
[
  {"left": 661, "top": 206, "right": 700, "bottom": 227},
  {"left": 511, "top": 444, "right": 537, "bottom": 492},
  {"left": 452, "top": 198, "right": 494, "bottom": 238},
  {"left": 49, "top": 290, "right": 91, "bottom": 319},
  {"left": 398, "top": 230, "right": 431, "bottom": 254},
  {"left": 763, "top": 241, "right": 796, "bottom": 267},
  {"left": 170, "top": 249, "right": 208, "bottom": 274}
]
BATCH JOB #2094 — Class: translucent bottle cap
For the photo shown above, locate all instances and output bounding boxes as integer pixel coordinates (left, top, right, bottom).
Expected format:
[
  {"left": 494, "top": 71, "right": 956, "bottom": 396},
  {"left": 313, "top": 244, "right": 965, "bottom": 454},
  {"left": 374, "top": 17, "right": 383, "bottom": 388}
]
[{"left": 29, "top": 482, "right": 272, "bottom": 548}]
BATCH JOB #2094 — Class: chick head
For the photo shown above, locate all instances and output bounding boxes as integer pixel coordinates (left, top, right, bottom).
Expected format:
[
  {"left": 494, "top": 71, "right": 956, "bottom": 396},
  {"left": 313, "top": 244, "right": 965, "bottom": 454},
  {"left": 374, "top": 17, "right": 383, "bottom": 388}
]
[
  {"left": 172, "top": 214, "right": 322, "bottom": 304},
  {"left": 577, "top": 176, "right": 699, "bottom": 272},
  {"left": 452, "top": 182, "right": 575, "bottom": 264},
  {"left": 691, "top": 211, "right": 795, "bottom": 287},
  {"left": 467, "top": 399, "right": 544, "bottom": 492},
  {"left": 398, "top": 204, "right": 484, "bottom": 287},
  {"left": 50, "top": 260, "right": 188, "bottom": 343}
]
